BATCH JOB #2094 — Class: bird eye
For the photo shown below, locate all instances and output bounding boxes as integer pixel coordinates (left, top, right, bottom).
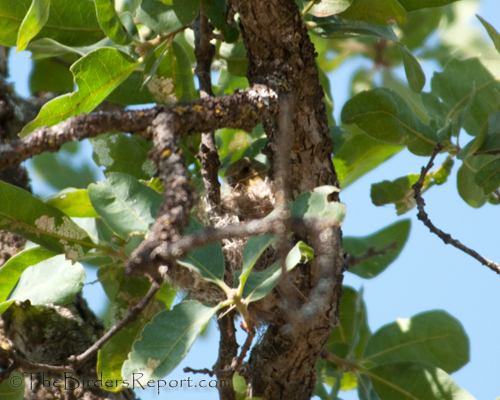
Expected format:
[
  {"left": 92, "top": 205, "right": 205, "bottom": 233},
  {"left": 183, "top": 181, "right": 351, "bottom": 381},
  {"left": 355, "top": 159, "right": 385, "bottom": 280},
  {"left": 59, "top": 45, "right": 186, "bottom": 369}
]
[{"left": 241, "top": 166, "right": 250, "bottom": 174}]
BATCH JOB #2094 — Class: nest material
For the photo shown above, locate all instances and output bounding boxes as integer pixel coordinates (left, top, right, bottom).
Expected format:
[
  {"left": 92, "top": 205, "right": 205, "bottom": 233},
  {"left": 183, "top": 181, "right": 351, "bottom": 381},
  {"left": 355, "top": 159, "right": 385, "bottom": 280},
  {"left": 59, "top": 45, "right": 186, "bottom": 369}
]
[{"left": 166, "top": 178, "right": 280, "bottom": 323}]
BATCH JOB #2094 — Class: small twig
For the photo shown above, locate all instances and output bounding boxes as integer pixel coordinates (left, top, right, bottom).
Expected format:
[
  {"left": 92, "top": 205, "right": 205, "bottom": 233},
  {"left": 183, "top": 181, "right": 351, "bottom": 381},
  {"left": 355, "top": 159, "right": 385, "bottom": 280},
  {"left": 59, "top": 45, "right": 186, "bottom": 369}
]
[
  {"left": 0, "top": 347, "right": 69, "bottom": 376},
  {"left": 344, "top": 242, "right": 398, "bottom": 270},
  {"left": 194, "top": 12, "right": 222, "bottom": 213},
  {"left": 413, "top": 143, "right": 500, "bottom": 275},
  {"left": 70, "top": 280, "right": 161, "bottom": 367},
  {"left": 183, "top": 367, "right": 216, "bottom": 377},
  {"left": 233, "top": 327, "right": 255, "bottom": 372}
]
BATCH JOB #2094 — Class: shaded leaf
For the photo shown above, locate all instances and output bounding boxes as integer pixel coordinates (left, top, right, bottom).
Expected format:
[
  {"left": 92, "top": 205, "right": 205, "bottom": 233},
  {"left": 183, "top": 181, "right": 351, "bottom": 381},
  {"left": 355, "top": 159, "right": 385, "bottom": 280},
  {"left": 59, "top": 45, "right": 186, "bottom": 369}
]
[
  {"left": 0, "top": 0, "right": 105, "bottom": 47},
  {"left": 457, "top": 156, "right": 490, "bottom": 208},
  {"left": 239, "top": 234, "right": 276, "bottom": 289},
  {"left": 310, "top": 15, "right": 399, "bottom": 41},
  {"left": 90, "top": 133, "right": 156, "bottom": 180},
  {"left": 431, "top": 58, "right": 500, "bottom": 137},
  {"left": 474, "top": 158, "right": 500, "bottom": 194},
  {"left": 97, "top": 267, "right": 165, "bottom": 392},
  {"left": 122, "top": 301, "right": 218, "bottom": 382},
  {"left": 475, "top": 111, "right": 500, "bottom": 156},
  {"left": 30, "top": 56, "right": 74, "bottom": 94},
  {"left": 88, "top": 172, "right": 162, "bottom": 239},
  {"left": 337, "top": 0, "right": 406, "bottom": 25},
  {"left": 370, "top": 174, "right": 419, "bottom": 215},
  {"left": 364, "top": 310, "right": 469, "bottom": 373},
  {"left": 219, "top": 41, "right": 248, "bottom": 77},
  {"left": 202, "top": 0, "right": 239, "bottom": 43},
  {"left": 398, "top": 44, "right": 425, "bottom": 93},
  {"left": 477, "top": 15, "right": 500, "bottom": 56},
  {"left": 369, "top": 362, "right": 474, "bottom": 400},
  {"left": 95, "top": 0, "right": 135, "bottom": 45},
  {"left": 398, "top": 0, "right": 460, "bottom": 12},
  {"left": 0, "top": 180, "right": 95, "bottom": 259},
  {"left": 137, "top": 0, "right": 200, "bottom": 34},
  {"left": 177, "top": 218, "right": 225, "bottom": 285},
  {"left": 345, "top": 219, "right": 411, "bottom": 279},
  {"left": 241, "top": 241, "right": 313, "bottom": 303},
  {"left": 0, "top": 255, "right": 86, "bottom": 314},
  {"left": 334, "top": 128, "right": 402, "bottom": 188},
  {"left": 327, "top": 286, "right": 371, "bottom": 360},
  {"left": 106, "top": 71, "right": 156, "bottom": 105},
  {"left": 16, "top": 0, "right": 50, "bottom": 52},
  {"left": 0, "top": 372, "right": 25, "bottom": 400},
  {"left": 0, "top": 246, "right": 56, "bottom": 303},
  {"left": 342, "top": 88, "right": 438, "bottom": 156},
  {"left": 21, "top": 48, "right": 139, "bottom": 135}
]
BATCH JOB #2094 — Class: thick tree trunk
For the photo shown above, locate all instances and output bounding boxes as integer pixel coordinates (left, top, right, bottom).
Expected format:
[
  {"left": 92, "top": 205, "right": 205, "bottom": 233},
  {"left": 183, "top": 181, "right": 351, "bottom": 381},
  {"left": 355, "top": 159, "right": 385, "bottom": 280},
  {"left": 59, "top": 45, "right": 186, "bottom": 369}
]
[{"left": 227, "top": 1, "right": 344, "bottom": 399}]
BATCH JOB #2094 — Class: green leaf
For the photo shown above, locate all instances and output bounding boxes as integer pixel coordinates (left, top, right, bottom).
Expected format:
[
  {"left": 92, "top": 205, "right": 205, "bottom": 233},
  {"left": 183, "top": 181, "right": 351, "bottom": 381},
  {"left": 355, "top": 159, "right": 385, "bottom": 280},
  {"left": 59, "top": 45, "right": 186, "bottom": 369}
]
[
  {"left": 398, "top": 44, "right": 425, "bottom": 94},
  {"left": 345, "top": 219, "right": 411, "bottom": 279},
  {"left": 0, "top": 246, "right": 56, "bottom": 303},
  {"left": 144, "top": 40, "right": 198, "bottom": 104},
  {"left": 137, "top": 0, "right": 200, "bottom": 34},
  {"left": 97, "top": 267, "right": 166, "bottom": 392},
  {"left": 457, "top": 156, "right": 490, "bottom": 208},
  {"left": 216, "top": 67, "right": 249, "bottom": 96},
  {"left": 398, "top": 7, "right": 442, "bottom": 50},
  {"left": 334, "top": 129, "right": 403, "bottom": 189},
  {"left": 337, "top": 0, "right": 406, "bottom": 25},
  {"left": 26, "top": 37, "right": 113, "bottom": 59},
  {"left": 421, "top": 91, "right": 447, "bottom": 128},
  {"left": 95, "top": 0, "right": 134, "bottom": 45},
  {"left": 370, "top": 174, "right": 420, "bottom": 215},
  {"left": 357, "top": 373, "right": 381, "bottom": 400},
  {"left": 305, "top": 0, "right": 352, "bottom": 17},
  {"left": 45, "top": 189, "right": 100, "bottom": 218},
  {"left": 342, "top": 88, "right": 438, "bottom": 156},
  {"left": 219, "top": 41, "right": 248, "bottom": 78},
  {"left": 318, "top": 63, "right": 336, "bottom": 125},
  {"left": 475, "top": 111, "right": 500, "bottom": 156},
  {"left": 88, "top": 172, "right": 163, "bottom": 239},
  {"left": 0, "top": 180, "right": 95, "bottom": 259},
  {"left": 398, "top": 0, "right": 460, "bottom": 12},
  {"left": 327, "top": 286, "right": 371, "bottom": 360},
  {"left": 16, "top": 0, "right": 50, "bottom": 52},
  {"left": 0, "top": 255, "right": 86, "bottom": 314},
  {"left": 202, "top": 0, "right": 239, "bottom": 43},
  {"left": 310, "top": 15, "right": 399, "bottom": 41},
  {"left": 106, "top": 71, "right": 156, "bottom": 105},
  {"left": 122, "top": 301, "right": 218, "bottom": 381},
  {"left": 0, "top": 0, "right": 105, "bottom": 47},
  {"left": 474, "top": 158, "right": 500, "bottom": 194},
  {"left": 239, "top": 234, "right": 277, "bottom": 289},
  {"left": 21, "top": 48, "right": 139, "bottom": 136},
  {"left": 290, "top": 185, "right": 346, "bottom": 221},
  {"left": 477, "top": 15, "right": 500, "bottom": 56},
  {"left": 90, "top": 133, "right": 156, "bottom": 180},
  {"left": 0, "top": 372, "right": 25, "bottom": 400},
  {"left": 431, "top": 58, "right": 500, "bottom": 137},
  {"left": 363, "top": 310, "right": 469, "bottom": 373},
  {"left": 29, "top": 56, "right": 74, "bottom": 95},
  {"left": 241, "top": 241, "right": 313, "bottom": 303},
  {"left": 177, "top": 218, "right": 225, "bottom": 285},
  {"left": 368, "top": 362, "right": 475, "bottom": 400}
]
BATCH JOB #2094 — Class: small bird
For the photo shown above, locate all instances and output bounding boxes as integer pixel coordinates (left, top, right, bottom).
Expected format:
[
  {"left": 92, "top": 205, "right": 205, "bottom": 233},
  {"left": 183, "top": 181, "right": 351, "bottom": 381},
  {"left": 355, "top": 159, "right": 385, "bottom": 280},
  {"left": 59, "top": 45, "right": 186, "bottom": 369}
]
[
  {"left": 224, "top": 157, "right": 268, "bottom": 189},
  {"left": 222, "top": 157, "right": 273, "bottom": 221}
]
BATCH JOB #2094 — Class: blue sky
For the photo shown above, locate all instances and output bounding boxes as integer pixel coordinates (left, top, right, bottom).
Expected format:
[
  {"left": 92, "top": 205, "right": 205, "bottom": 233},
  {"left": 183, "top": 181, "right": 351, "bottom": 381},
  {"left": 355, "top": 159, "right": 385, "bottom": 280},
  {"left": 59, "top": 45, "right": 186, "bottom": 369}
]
[{"left": 5, "top": 1, "right": 500, "bottom": 399}]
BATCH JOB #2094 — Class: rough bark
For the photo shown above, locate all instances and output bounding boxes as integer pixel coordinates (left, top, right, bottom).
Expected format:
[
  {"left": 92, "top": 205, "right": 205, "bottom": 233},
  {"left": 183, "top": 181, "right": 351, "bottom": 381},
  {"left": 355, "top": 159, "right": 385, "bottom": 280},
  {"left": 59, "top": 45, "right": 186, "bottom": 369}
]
[{"left": 227, "top": 1, "right": 344, "bottom": 398}]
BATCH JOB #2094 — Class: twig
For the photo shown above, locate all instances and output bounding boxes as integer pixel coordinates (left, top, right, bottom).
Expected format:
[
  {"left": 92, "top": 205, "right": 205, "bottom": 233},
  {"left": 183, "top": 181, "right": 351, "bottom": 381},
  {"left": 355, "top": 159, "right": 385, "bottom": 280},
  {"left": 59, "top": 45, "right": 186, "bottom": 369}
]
[
  {"left": 413, "top": 144, "right": 500, "bottom": 275},
  {"left": 125, "top": 216, "right": 341, "bottom": 275},
  {"left": 71, "top": 280, "right": 161, "bottom": 367},
  {"left": 0, "top": 347, "right": 69, "bottom": 376},
  {"left": 232, "top": 327, "right": 255, "bottom": 372},
  {"left": 183, "top": 367, "right": 216, "bottom": 377},
  {"left": 194, "top": 12, "right": 222, "bottom": 213},
  {"left": 0, "top": 86, "right": 279, "bottom": 172},
  {"left": 344, "top": 242, "right": 398, "bottom": 270}
]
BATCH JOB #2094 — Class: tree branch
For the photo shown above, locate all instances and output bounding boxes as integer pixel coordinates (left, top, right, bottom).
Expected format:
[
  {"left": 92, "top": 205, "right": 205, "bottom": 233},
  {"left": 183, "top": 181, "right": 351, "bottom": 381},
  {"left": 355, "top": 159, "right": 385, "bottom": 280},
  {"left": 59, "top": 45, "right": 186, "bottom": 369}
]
[
  {"left": 0, "top": 86, "right": 278, "bottom": 172},
  {"left": 194, "top": 12, "right": 222, "bottom": 213},
  {"left": 344, "top": 242, "right": 398, "bottom": 270},
  {"left": 413, "top": 144, "right": 500, "bottom": 275}
]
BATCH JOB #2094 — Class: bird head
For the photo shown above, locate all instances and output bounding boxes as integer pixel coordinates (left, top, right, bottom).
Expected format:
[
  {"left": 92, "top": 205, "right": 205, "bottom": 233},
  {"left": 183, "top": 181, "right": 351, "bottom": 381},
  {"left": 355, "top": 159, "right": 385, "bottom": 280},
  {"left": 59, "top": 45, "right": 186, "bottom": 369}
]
[{"left": 224, "top": 157, "right": 268, "bottom": 189}]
